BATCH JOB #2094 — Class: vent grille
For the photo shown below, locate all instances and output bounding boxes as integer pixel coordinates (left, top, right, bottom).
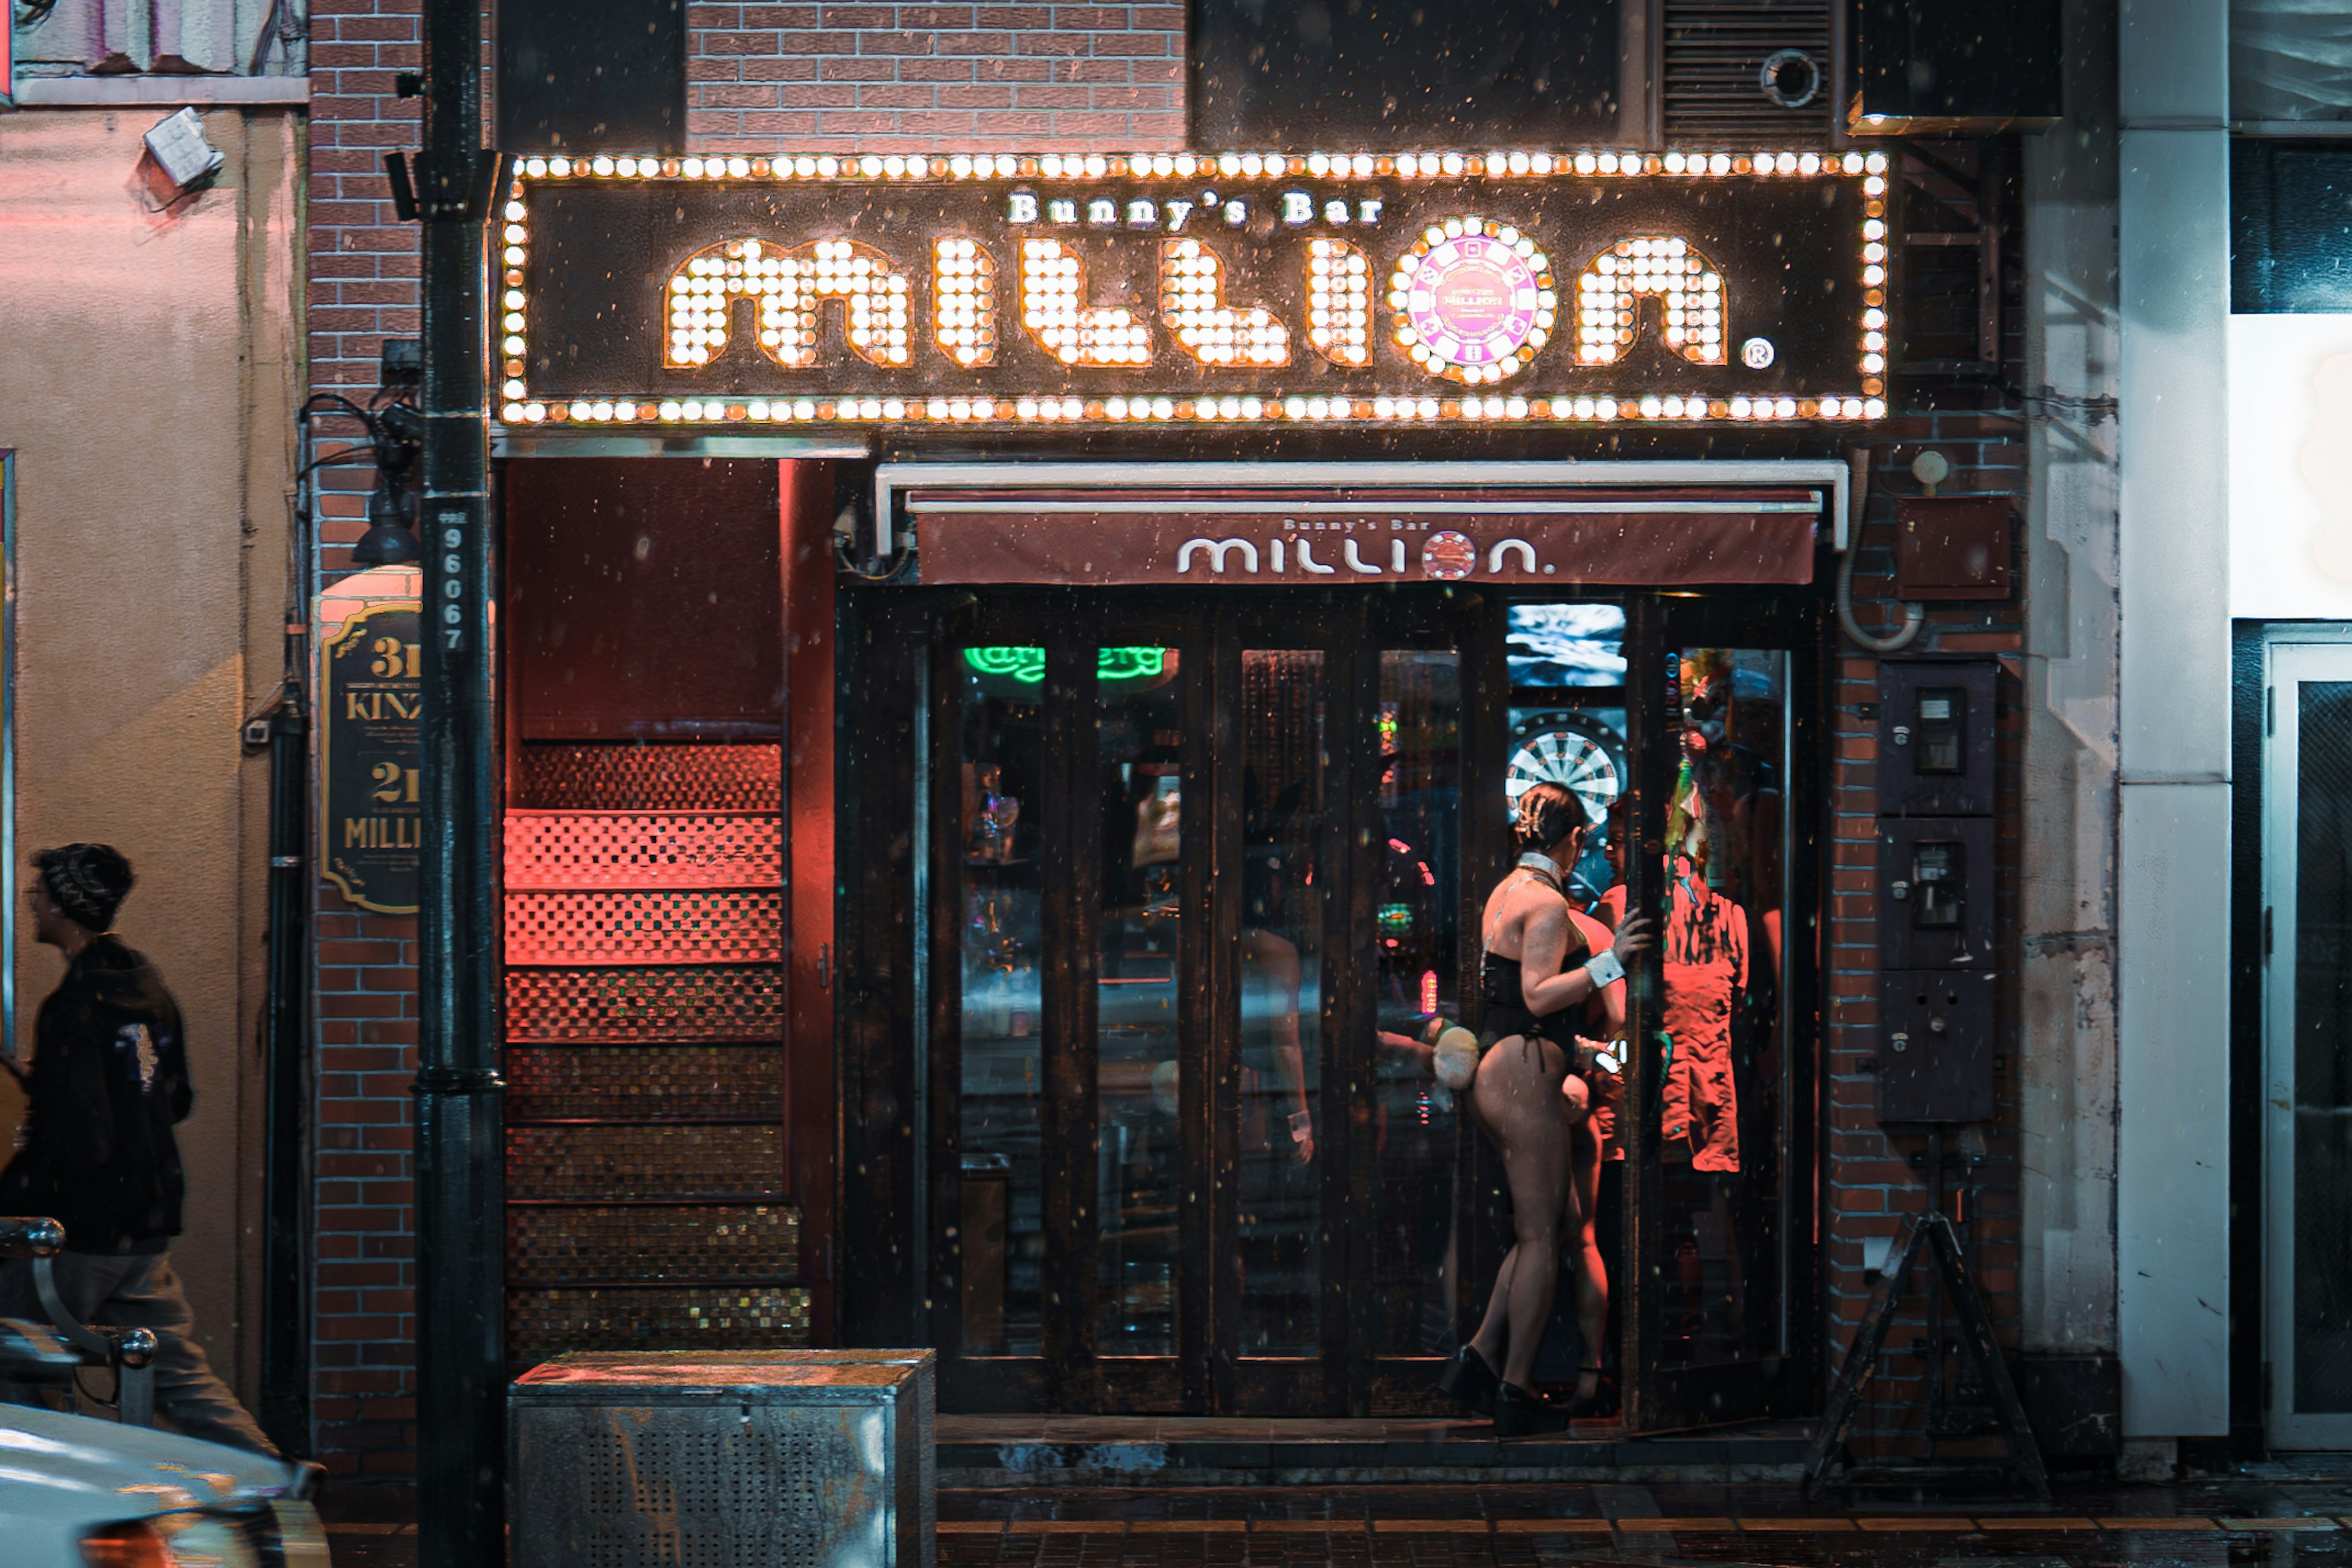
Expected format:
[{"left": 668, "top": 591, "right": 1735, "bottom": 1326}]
[
  {"left": 505, "top": 966, "right": 786, "bottom": 1044},
  {"left": 504, "top": 741, "right": 795, "bottom": 1363},
  {"left": 508, "top": 1045, "right": 783, "bottom": 1120},
  {"left": 505, "top": 812, "right": 783, "bottom": 891},
  {"left": 508, "top": 1204, "right": 799, "bottom": 1285},
  {"left": 514, "top": 743, "right": 781, "bottom": 811},
  {"left": 505, "top": 889, "right": 786, "bottom": 967},
  {"left": 508, "top": 1286, "right": 810, "bottom": 1360},
  {"left": 1662, "top": 1, "right": 1833, "bottom": 144},
  {"left": 508, "top": 1123, "right": 783, "bottom": 1200}
]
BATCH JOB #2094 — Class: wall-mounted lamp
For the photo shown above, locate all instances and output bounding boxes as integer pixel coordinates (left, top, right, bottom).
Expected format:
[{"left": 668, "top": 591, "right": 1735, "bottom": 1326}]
[{"left": 352, "top": 402, "right": 423, "bottom": 567}]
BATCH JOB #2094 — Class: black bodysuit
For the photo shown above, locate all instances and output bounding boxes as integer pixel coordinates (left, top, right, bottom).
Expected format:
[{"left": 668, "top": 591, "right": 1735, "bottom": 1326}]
[{"left": 1480, "top": 880, "right": 1593, "bottom": 1045}]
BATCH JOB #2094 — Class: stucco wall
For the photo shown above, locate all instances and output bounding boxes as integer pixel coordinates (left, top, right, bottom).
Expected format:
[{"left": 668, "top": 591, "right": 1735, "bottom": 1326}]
[{"left": 0, "top": 105, "right": 303, "bottom": 1407}]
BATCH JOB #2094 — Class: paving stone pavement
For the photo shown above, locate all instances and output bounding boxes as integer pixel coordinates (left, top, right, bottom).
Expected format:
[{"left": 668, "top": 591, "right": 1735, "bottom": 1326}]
[{"left": 318, "top": 1458, "right": 2352, "bottom": 1566}]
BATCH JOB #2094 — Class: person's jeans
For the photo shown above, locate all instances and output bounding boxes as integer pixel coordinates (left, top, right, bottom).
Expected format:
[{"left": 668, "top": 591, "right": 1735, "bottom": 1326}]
[{"left": 0, "top": 1249, "right": 278, "bottom": 1456}]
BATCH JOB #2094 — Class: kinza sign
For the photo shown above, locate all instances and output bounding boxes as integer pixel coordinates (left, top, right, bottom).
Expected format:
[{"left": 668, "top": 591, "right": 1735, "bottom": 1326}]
[{"left": 503, "top": 149, "right": 1891, "bottom": 429}]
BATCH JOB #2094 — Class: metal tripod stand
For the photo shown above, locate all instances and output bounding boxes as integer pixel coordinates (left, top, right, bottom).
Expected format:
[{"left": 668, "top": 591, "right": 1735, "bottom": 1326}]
[{"left": 1802, "top": 1136, "right": 2049, "bottom": 1499}]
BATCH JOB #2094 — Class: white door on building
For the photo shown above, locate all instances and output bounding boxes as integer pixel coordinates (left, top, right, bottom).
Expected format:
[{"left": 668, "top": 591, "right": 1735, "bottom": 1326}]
[{"left": 2265, "top": 641, "right": 2352, "bottom": 1447}]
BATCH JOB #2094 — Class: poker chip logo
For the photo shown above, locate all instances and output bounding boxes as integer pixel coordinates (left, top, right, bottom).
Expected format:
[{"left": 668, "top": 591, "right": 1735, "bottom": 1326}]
[
  {"left": 1422, "top": 530, "right": 1476, "bottom": 580},
  {"left": 1390, "top": 218, "right": 1558, "bottom": 386}
]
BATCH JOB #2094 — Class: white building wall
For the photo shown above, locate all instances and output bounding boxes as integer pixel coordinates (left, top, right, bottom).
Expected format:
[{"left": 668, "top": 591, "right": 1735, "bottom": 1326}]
[{"left": 2116, "top": 0, "right": 2234, "bottom": 1438}]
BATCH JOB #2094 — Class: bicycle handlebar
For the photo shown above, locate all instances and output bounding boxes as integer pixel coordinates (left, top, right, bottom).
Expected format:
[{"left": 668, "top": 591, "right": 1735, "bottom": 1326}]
[{"left": 0, "top": 1217, "right": 64, "bottom": 1259}]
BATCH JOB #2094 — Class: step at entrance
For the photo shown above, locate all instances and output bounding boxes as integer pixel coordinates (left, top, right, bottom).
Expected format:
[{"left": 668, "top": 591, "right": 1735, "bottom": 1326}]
[{"left": 937, "top": 1415, "right": 1815, "bottom": 1486}]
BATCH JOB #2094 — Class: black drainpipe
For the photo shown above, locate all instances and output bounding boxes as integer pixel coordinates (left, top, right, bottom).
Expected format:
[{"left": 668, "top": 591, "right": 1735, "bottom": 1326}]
[{"left": 256, "top": 673, "right": 310, "bottom": 1455}]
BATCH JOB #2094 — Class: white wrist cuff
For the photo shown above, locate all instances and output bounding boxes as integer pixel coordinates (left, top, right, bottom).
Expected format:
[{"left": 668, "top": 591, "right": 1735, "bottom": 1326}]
[{"left": 1585, "top": 949, "right": 1626, "bottom": 989}]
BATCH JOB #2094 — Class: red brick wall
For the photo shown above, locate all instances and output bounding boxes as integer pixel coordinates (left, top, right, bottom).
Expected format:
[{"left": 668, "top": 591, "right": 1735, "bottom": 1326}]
[
  {"left": 303, "top": 2, "right": 2034, "bottom": 1470},
  {"left": 1825, "top": 407, "right": 2029, "bottom": 1456},
  {"left": 309, "top": 0, "right": 424, "bottom": 1479},
  {"left": 688, "top": 2, "right": 1186, "bottom": 153}
]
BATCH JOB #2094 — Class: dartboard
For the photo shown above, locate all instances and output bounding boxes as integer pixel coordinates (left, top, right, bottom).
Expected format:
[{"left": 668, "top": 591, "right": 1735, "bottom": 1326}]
[{"left": 1506, "top": 724, "right": 1623, "bottom": 827}]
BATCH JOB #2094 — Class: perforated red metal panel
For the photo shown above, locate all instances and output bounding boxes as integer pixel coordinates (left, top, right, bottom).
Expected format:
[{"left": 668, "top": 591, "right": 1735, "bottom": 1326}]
[
  {"left": 507, "top": 1123, "right": 784, "bottom": 1200},
  {"left": 514, "top": 744, "right": 782, "bottom": 810},
  {"left": 504, "top": 812, "right": 783, "bottom": 890},
  {"left": 502, "top": 737, "right": 799, "bottom": 1364},
  {"left": 504, "top": 966, "right": 787, "bottom": 1043},
  {"left": 505, "top": 890, "right": 785, "bottom": 965},
  {"left": 508, "top": 1286, "right": 810, "bottom": 1360},
  {"left": 507, "top": 1204, "right": 799, "bottom": 1284},
  {"left": 507, "top": 1046, "right": 783, "bottom": 1120}
]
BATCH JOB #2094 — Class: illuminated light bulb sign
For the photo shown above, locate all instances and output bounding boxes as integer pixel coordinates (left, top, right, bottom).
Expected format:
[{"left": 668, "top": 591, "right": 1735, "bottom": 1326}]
[
  {"left": 1574, "top": 236, "right": 1727, "bottom": 366},
  {"left": 510, "top": 149, "right": 1889, "bottom": 426},
  {"left": 1019, "top": 238, "right": 1152, "bottom": 366},
  {"left": 662, "top": 236, "right": 912, "bottom": 370},
  {"left": 1388, "top": 217, "right": 1554, "bottom": 385},
  {"left": 1161, "top": 239, "right": 1289, "bottom": 366},
  {"left": 1306, "top": 238, "right": 1374, "bottom": 368},
  {"left": 933, "top": 238, "right": 998, "bottom": 367}
]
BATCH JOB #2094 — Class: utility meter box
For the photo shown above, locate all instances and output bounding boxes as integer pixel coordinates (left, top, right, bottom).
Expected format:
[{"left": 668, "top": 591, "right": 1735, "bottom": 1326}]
[
  {"left": 1877, "top": 659, "right": 1997, "bottom": 816},
  {"left": 510, "top": 1349, "right": 935, "bottom": 1568},
  {"left": 1877, "top": 968, "right": 1997, "bottom": 1121},
  {"left": 1876, "top": 816, "right": 1996, "bottom": 971}
]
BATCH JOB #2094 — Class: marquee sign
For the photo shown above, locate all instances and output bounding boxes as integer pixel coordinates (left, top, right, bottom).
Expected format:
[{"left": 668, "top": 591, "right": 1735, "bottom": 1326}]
[{"left": 500, "top": 148, "right": 1893, "bottom": 430}]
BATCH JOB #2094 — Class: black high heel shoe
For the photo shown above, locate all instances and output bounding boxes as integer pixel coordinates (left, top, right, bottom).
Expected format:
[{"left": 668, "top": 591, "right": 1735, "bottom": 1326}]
[
  {"left": 1491, "top": 1380, "right": 1573, "bottom": 1438},
  {"left": 1436, "top": 1344, "right": 1500, "bottom": 1416}
]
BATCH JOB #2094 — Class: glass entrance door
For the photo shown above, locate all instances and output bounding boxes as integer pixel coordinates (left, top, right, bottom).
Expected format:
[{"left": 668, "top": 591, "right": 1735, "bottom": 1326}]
[
  {"left": 1621, "top": 592, "right": 1822, "bottom": 1430},
  {"left": 901, "top": 584, "right": 1819, "bottom": 1422},
  {"left": 929, "top": 594, "right": 1470, "bottom": 1414},
  {"left": 2264, "top": 643, "right": 2352, "bottom": 1448}
]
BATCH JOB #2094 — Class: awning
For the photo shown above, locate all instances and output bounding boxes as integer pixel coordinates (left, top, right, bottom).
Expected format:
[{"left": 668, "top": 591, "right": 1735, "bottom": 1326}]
[{"left": 903, "top": 484, "right": 1825, "bottom": 587}]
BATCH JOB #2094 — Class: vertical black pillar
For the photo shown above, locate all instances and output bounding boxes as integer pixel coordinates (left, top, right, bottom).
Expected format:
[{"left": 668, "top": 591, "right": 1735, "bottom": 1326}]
[{"left": 415, "top": 0, "right": 503, "bottom": 1556}]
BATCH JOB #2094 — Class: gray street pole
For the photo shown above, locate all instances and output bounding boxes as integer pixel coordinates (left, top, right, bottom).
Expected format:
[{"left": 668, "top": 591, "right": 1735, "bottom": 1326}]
[{"left": 414, "top": 0, "right": 503, "bottom": 1556}]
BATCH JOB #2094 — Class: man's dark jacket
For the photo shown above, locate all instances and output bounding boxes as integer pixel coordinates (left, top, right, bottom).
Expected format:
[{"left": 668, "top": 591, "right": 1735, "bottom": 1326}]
[{"left": 0, "top": 938, "right": 192, "bottom": 1254}]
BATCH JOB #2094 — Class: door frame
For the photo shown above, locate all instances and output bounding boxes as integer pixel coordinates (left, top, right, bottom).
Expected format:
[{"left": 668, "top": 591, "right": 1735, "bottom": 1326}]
[
  {"left": 2258, "top": 633, "right": 2352, "bottom": 1449},
  {"left": 1621, "top": 587, "right": 1828, "bottom": 1431},
  {"left": 838, "top": 579, "right": 1830, "bottom": 1423}
]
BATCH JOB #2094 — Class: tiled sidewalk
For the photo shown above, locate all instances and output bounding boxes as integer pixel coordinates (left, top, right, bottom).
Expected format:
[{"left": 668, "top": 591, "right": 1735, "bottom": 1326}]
[{"left": 321, "top": 1463, "right": 2352, "bottom": 1565}]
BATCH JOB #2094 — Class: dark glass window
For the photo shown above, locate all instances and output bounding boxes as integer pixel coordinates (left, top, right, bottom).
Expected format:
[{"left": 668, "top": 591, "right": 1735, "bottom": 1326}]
[
  {"left": 2233, "top": 140, "right": 2352, "bottom": 314},
  {"left": 1191, "top": 0, "right": 1623, "bottom": 148}
]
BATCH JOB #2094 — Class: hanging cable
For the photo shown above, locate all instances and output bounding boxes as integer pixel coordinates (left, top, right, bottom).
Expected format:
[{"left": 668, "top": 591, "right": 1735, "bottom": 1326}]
[{"left": 1837, "top": 445, "right": 1924, "bottom": 654}]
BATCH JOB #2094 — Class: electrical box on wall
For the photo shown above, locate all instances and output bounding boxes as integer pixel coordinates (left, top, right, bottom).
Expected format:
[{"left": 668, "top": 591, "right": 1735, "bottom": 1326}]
[
  {"left": 1878, "top": 659, "right": 1997, "bottom": 813},
  {"left": 1894, "top": 497, "right": 2013, "bottom": 602},
  {"left": 1877, "top": 817, "right": 1996, "bottom": 970},
  {"left": 1877, "top": 969, "right": 1996, "bottom": 1121},
  {"left": 1876, "top": 656, "right": 2000, "bottom": 1123}
]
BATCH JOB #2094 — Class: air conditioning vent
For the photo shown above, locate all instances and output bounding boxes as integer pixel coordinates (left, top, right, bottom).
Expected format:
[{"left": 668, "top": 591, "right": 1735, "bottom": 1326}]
[{"left": 1662, "top": 1, "right": 1834, "bottom": 144}]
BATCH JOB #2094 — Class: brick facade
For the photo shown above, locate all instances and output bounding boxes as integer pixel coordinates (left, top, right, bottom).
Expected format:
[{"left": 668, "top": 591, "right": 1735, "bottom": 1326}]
[
  {"left": 303, "top": 4, "right": 2037, "bottom": 1471},
  {"left": 1827, "top": 409, "right": 2029, "bottom": 1455},
  {"left": 687, "top": 2, "right": 1186, "bottom": 152},
  {"left": 309, "top": 0, "right": 425, "bottom": 1477}
]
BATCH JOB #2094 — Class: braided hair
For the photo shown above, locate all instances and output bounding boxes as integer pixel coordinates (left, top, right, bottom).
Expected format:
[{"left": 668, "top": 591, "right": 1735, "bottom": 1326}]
[{"left": 1512, "top": 782, "right": 1586, "bottom": 854}]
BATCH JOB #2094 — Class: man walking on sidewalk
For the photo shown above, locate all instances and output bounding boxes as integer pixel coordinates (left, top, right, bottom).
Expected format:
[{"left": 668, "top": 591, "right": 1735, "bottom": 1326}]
[{"left": 0, "top": 843, "right": 278, "bottom": 1455}]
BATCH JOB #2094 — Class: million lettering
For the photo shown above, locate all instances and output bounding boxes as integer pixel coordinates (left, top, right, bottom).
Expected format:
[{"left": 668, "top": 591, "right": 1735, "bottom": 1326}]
[{"left": 345, "top": 816, "right": 421, "bottom": 850}]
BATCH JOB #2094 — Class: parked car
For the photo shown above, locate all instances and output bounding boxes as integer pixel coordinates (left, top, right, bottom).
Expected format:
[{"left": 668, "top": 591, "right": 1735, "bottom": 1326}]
[{"left": 0, "top": 1401, "right": 326, "bottom": 1565}]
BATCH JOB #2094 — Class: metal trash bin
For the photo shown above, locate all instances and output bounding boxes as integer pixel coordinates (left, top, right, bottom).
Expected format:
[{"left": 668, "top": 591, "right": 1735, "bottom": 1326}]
[{"left": 510, "top": 1348, "right": 935, "bottom": 1568}]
